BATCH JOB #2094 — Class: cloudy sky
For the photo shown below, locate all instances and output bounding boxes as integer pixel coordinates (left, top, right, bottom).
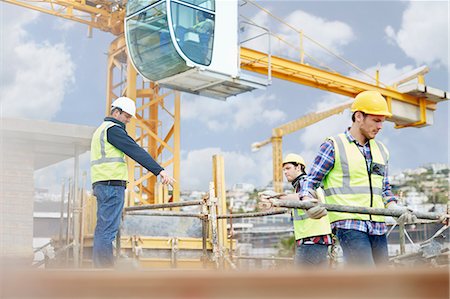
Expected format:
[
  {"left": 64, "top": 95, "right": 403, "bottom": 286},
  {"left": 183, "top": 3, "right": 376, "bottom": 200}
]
[{"left": 1, "top": 1, "right": 448, "bottom": 192}]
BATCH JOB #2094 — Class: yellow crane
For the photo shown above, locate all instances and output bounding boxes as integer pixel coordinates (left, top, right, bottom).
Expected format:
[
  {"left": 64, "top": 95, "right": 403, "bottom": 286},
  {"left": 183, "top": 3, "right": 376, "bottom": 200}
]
[
  {"left": 3, "top": 0, "right": 447, "bottom": 205},
  {"left": 251, "top": 100, "right": 353, "bottom": 192}
]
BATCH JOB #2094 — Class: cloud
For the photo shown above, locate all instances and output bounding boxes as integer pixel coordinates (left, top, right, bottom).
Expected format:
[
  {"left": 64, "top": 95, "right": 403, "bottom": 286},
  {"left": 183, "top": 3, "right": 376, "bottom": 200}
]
[
  {"left": 350, "top": 63, "right": 415, "bottom": 87},
  {"left": 180, "top": 147, "right": 273, "bottom": 190},
  {"left": 241, "top": 8, "right": 354, "bottom": 62},
  {"left": 385, "top": 2, "right": 448, "bottom": 67},
  {"left": 181, "top": 92, "right": 286, "bottom": 131},
  {"left": 0, "top": 5, "right": 75, "bottom": 120}
]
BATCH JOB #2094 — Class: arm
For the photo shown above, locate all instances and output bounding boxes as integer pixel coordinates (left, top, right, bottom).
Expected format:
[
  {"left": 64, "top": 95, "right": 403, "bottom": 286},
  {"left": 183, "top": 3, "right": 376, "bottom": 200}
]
[
  {"left": 107, "top": 126, "right": 164, "bottom": 176},
  {"left": 299, "top": 139, "right": 335, "bottom": 198}
]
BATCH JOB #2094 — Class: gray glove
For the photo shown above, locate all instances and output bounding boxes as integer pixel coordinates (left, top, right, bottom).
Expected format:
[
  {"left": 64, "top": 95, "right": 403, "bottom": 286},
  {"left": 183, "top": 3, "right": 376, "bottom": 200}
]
[
  {"left": 388, "top": 202, "right": 418, "bottom": 224},
  {"left": 303, "top": 197, "right": 327, "bottom": 219},
  {"left": 306, "top": 205, "right": 328, "bottom": 219}
]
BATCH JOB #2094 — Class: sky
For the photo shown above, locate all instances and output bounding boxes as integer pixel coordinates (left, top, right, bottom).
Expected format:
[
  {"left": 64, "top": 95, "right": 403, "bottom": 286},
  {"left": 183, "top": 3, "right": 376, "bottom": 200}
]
[{"left": 0, "top": 0, "right": 449, "bottom": 193}]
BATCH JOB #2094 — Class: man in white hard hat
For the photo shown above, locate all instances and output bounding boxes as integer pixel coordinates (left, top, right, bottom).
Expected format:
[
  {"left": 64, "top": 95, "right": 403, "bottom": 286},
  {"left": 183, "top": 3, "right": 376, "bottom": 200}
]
[
  {"left": 90, "top": 96, "right": 175, "bottom": 268},
  {"left": 281, "top": 153, "right": 332, "bottom": 267}
]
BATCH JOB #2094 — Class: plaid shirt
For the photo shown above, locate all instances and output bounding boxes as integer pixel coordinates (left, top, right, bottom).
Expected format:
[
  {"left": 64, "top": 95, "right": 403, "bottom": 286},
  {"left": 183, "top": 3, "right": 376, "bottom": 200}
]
[{"left": 299, "top": 130, "right": 397, "bottom": 235}]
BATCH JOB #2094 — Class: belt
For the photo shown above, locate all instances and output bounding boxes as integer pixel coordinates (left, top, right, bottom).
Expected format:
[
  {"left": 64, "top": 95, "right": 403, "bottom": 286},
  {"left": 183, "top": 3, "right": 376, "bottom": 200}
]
[{"left": 93, "top": 180, "right": 127, "bottom": 187}]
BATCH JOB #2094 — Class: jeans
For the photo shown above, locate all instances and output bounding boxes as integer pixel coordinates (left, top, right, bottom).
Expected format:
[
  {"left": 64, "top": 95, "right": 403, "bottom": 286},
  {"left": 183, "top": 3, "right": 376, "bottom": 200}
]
[
  {"left": 336, "top": 228, "right": 388, "bottom": 267},
  {"left": 295, "top": 243, "right": 329, "bottom": 267},
  {"left": 93, "top": 184, "right": 125, "bottom": 268}
]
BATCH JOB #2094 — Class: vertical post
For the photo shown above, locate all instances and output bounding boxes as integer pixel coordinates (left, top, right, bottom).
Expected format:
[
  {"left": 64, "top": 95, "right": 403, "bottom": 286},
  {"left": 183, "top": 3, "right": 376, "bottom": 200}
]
[
  {"left": 66, "top": 178, "right": 73, "bottom": 264},
  {"left": 212, "top": 155, "right": 228, "bottom": 258},
  {"left": 73, "top": 146, "right": 81, "bottom": 268},
  {"left": 201, "top": 198, "right": 209, "bottom": 268},
  {"left": 208, "top": 182, "right": 221, "bottom": 269},
  {"left": 79, "top": 172, "right": 87, "bottom": 267},
  {"left": 172, "top": 93, "right": 181, "bottom": 203},
  {"left": 399, "top": 223, "right": 406, "bottom": 255},
  {"left": 126, "top": 58, "right": 137, "bottom": 206},
  {"left": 272, "top": 136, "right": 283, "bottom": 193},
  {"left": 58, "top": 180, "right": 66, "bottom": 248},
  {"left": 299, "top": 30, "right": 304, "bottom": 64}
]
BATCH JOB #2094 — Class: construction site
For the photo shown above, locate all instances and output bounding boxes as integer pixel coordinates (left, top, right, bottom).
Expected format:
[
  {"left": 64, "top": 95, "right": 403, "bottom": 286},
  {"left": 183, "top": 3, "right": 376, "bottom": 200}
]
[{"left": 0, "top": 0, "right": 449, "bottom": 298}]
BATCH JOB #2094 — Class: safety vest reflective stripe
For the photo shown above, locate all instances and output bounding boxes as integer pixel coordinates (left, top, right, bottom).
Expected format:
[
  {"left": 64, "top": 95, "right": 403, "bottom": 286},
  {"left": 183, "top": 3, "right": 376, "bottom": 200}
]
[
  {"left": 292, "top": 209, "right": 309, "bottom": 221},
  {"left": 91, "top": 124, "right": 126, "bottom": 166},
  {"left": 324, "top": 186, "right": 383, "bottom": 196}
]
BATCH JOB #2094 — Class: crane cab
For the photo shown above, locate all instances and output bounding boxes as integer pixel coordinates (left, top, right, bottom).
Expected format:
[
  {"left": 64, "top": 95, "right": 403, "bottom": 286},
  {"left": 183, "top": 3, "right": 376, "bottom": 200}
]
[{"left": 125, "top": 0, "right": 267, "bottom": 99}]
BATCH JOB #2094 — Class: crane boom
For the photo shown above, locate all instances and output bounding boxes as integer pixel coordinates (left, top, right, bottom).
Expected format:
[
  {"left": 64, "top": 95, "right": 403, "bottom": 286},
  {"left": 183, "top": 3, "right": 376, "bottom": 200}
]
[{"left": 2, "top": 0, "right": 124, "bottom": 35}]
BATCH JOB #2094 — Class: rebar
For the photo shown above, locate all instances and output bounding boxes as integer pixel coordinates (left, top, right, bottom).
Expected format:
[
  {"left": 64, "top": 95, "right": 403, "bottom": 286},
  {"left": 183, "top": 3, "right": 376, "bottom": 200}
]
[
  {"left": 123, "top": 200, "right": 204, "bottom": 212},
  {"left": 126, "top": 211, "right": 204, "bottom": 218},
  {"left": 217, "top": 209, "right": 289, "bottom": 219},
  {"left": 273, "top": 199, "right": 448, "bottom": 221}
]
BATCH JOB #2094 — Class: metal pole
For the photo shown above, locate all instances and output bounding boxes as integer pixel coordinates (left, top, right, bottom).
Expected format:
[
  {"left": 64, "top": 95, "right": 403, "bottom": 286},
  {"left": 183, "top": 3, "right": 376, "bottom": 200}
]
[
  {"left": 273, "top": 199, "right": 448, "bottom": 221},
  {"left": 79, "top": 171, "right": 87, "bottom": 267},
  {"left": 399, "top": 223, "right": 406, "bottom": 255},
  {"left": 123, "top": 200, "right": 203, "bottom": 212},
  {"left": 72, "top": 145, "right": 81, "bottom": 268},
  {"left": 201, "top": 199, "right": 209, "bottom": 268},
  {"left": 126, "top": 211, "right": 203, "bottom": 218},
  {"left": 65, "top": 178, "right": 73, "bottom": 265},
  {"left": 217, "top": 209, "right": 289, "bottom": 219},
  {"left": 208, "top": 182, "right": 220, "bottom": 270},
  {"left": 58, "top": 180, "right": 66, "bottom": 248}
]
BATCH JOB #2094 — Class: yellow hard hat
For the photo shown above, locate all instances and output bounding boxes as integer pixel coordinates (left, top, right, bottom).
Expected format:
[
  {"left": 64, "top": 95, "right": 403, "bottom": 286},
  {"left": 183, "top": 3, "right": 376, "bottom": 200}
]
[
  {"left": 351, "top": 91, "right": 392, "bottom": 117},
  {"left": 282, "top": 153, "right": 306, "bottom": 167}
]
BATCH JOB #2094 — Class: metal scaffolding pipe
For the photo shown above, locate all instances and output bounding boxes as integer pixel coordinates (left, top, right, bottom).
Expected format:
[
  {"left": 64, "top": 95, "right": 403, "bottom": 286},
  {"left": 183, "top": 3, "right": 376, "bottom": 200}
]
[
  {"left": 123, "top": 200, "right": 204, "bottom": 212},
  {"left": 273, "top": 199, "right": 447, "bottom": 221},
  {"left": 126, "top": 211, "right": 204, "bottom": 218},
  {"left": 233, "top": 255, "right": 293, "bottom": 261},
  {"left": 217, "top": 209, "right": 289, "bottom": 219}
]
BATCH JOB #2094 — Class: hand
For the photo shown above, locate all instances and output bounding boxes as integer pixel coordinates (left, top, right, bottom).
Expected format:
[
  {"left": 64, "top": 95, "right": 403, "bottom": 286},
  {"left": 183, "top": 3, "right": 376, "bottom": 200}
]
[
  {"left": 302, "top": 197, "right": 327, "bottom": 219},
  {"left": 258, "top": 190, "right": 284, "bottom": 201},
  {"left": 159, "top": 170, "right": 176, "bottom": 186},
  {"left": 388, "top": 202, "right": 418, "bottom": 224}
]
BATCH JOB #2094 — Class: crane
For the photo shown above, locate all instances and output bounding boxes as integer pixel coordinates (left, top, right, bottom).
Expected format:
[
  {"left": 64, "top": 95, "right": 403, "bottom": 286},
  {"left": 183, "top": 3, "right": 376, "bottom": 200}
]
[
  {"left": 251, "top": 100, "right": 353, "bottom": 192},
  {"left": 3, "top": 0, "right": 448, "bottom": 206}
]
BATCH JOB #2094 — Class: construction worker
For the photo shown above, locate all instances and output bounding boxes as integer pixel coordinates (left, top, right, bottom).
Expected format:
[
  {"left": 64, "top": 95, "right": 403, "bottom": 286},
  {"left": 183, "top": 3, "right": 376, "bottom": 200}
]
[
  {"left": 192, "top": 10, "right": 214, "bottom": 34},
  {"left": 299, "top": 90, "right": 417, "bottom": 267},
  {"left": 90, "top": 97, "right": 175, "bottom": 268},
  {"left": 281, "top": 153, "right": 333, "bottom": 267}
]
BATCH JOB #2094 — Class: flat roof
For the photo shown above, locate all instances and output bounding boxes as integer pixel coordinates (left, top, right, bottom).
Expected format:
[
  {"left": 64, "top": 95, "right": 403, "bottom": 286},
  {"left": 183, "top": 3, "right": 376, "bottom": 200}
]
[{"left": 1, "top": 118, "right": 96, "bottom": 170}]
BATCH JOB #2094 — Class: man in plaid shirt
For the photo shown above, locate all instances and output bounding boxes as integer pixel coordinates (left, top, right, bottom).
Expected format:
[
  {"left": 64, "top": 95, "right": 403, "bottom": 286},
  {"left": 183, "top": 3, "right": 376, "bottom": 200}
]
[{"left": 299, "top": 91, "right": 417, "bottom": 266}]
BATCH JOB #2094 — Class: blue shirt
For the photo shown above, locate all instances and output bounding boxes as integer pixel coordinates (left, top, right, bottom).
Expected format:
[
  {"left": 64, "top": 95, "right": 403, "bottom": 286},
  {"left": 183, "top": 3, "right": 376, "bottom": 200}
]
[
  {"left": 299, "top": 130, "right": 397, "bottom": 235},
  {"left": 105, "top": 117, "right": 164, "bottom": 176}
]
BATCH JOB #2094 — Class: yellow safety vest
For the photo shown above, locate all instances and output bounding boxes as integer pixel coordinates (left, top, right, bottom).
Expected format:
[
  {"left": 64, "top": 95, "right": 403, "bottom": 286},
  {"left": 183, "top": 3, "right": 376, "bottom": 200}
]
[
  {"left": 323, "top": 133, "right": 389, "bottom": 223},
  {"left": 292, "top": 183, "right": 332, "bottom": 240},
  {"left": 90, "top": 121, "right": 128, "bottom": 184}
]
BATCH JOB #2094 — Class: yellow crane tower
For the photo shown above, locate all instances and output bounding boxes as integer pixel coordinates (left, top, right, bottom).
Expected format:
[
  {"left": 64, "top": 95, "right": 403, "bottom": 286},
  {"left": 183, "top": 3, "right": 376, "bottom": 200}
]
[
  {"left": 251, "top": 100, "right": 353, "bottom": 192},
  {"left": 3, "top": 0, "right": 447, "bottom": 205}
]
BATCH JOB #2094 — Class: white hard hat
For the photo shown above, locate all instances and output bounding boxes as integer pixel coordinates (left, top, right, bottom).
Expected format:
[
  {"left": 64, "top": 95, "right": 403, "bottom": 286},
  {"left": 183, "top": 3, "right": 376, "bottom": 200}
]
[{"left": 111, "top": 97, "right": 136, "bottom": 117}]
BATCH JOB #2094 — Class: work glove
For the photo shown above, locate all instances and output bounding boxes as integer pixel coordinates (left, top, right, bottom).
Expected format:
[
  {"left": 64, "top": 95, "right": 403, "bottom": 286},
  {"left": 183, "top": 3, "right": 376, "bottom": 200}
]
[
  {"left": 388, "top": 202, "right": 418, "bottom": 224},
  {"left": 303, "top": 197, "right": 327, "bottom": 219},
  {"left": 257, "top": 190, "right": 277, "bottom": 210}
]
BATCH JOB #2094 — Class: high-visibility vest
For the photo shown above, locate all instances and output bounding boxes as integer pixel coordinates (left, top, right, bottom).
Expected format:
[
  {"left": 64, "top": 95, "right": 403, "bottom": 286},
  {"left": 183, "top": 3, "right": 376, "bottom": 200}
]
[
  {"left": 323, "top": 133, "right": 389, "bottom": 223},
  {"left": 90, "top": 121, "right": 128, "bottom": 184},
  {"left": 292, "top": 178, "right": 332, "bottom": 240}
]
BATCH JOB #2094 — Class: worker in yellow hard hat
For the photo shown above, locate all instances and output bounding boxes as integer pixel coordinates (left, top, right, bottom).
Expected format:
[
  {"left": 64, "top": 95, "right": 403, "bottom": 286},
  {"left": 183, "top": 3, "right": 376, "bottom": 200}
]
[
  {"left": 297, "top": 90, "right": 417, "bottom": 267},
  {"left": 280, "top": 153, "right": 333, "bottom": 267},
  {"left": 90, "top": 97, "right": 175, "bottom": 268}
]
